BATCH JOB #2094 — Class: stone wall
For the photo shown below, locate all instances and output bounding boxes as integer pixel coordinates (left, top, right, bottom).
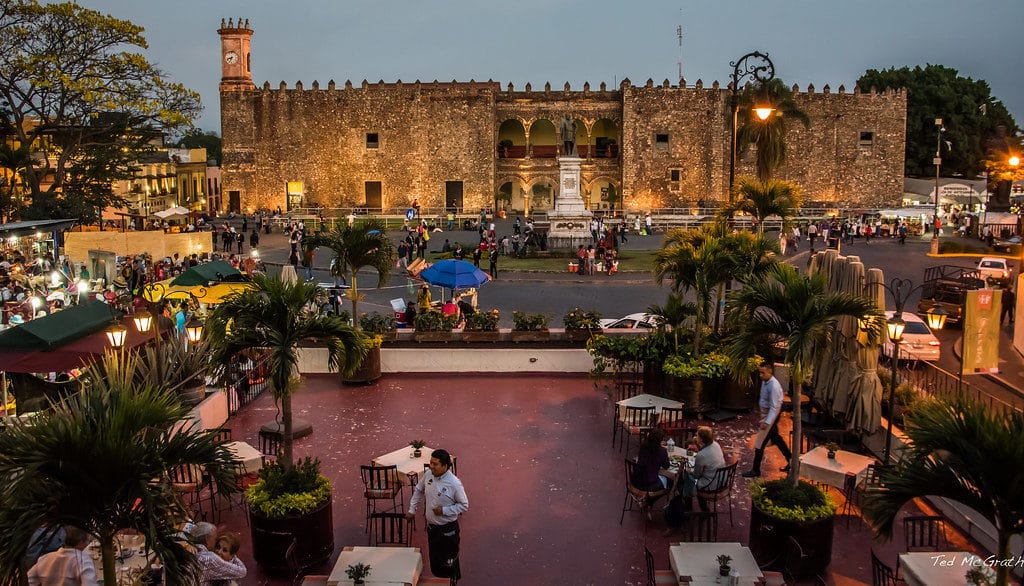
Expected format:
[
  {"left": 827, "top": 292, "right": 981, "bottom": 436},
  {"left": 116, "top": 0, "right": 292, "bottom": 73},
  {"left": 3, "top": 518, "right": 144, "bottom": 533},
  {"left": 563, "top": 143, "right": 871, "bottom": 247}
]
[
  {"left": 221, "top": 78, "right": 905, "bottom": 212},
  {"left": 64, "top": 231, "right": 211, "bottom": 266}
]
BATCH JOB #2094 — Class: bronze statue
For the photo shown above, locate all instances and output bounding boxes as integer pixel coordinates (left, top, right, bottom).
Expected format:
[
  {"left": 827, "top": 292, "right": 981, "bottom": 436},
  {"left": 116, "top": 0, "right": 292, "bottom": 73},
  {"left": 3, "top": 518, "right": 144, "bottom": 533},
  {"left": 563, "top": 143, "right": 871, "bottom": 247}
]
[{"left": 559, "top": 115, "right": 577, "bottom": 157}]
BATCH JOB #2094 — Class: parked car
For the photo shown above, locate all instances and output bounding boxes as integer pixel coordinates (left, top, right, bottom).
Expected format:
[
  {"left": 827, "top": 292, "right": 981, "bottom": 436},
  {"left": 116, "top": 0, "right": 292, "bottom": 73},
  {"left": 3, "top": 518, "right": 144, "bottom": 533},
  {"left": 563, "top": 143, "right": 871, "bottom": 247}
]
[
  {"left": 977, "top": 257, "right": 1012, "bottom": 288},
  {"left": 882, "top": 310, "right": 941, "bottom": 362},
  {"left": 599, "top": 313, "right": 656, "bottom": 329},
  {"left": 991, "top": 236, "right": 1021, "bottom": 254}
]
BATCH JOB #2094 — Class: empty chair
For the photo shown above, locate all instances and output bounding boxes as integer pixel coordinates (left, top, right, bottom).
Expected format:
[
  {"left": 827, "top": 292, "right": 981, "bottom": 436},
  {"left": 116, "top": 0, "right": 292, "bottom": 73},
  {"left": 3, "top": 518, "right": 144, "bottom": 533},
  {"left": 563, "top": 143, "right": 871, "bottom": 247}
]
[
  {"left": 621, "top": 459, "right": 667, "bottom": 525},
  {"left": 212, "top": 428, "right": 232, "bottom": 443},
  {"left": 903, "top": 515, "right": 946, "bottom": 552},
  {"left": 619, "top": 405, "right": 656, "bottom": 453},
  {"left": 696, "top": 461, "right": 738, "bottom": 526},
  {"left": 360, "top": 465, "right": 404, "bottom": 532},
  {"left": 870, "top": 549, "right": 898, "bottom": 586},
  {"left": 783, "top": 536, "right": 825, "bottom": 585},
  {"left": 836, "top": 472, "right": 860, "bottom": 528},
  {"left": 169, "top": 464, "right": 213, "bottom": 520},
  {"left": 258, "top": 429, "right": 282, "bottom": 464},
  {"left": 615, "top": 378, "right": 643, "bottom": 402},
  {"left": 369, "top": 512, "right": 411, "bottom": 546},
  {"left": 656, "top": 406, "right": 687, "bottom": 435},
  {"left": 643, "top": 546, "right": 676, "bottom": 585},
  {"left": 677, "top": 511, "right": 718, "bottom": 542},
  {"left": 286, "top": 538, "right": 318, "bottom": 586}
]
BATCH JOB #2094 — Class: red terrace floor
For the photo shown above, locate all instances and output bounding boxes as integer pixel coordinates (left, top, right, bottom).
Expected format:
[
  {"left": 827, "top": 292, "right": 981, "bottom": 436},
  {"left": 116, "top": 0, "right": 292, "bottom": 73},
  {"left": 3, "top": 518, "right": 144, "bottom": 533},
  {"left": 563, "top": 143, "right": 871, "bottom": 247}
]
[{"left": 217, "top": 373, "right": 991, "bottom": 585}]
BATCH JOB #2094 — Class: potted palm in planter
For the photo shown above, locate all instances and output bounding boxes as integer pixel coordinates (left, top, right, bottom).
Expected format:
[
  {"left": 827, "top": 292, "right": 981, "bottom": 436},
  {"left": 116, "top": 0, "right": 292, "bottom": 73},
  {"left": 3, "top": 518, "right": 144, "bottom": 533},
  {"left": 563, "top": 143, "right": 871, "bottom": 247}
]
[
  {"left": 409, "top": 439, "right": 426, "bottom": 458},
  {"left": 661, "top": 351, "right": 730, "bottom": 415},
  {"left": 346, "top": 312, "right": 396, "bottom": 385},
  {"left": 346, "top": 563, "right": 372, "bottom": 585},
  {"left": 463, "top": 309, "right": 500, "bottom": 342},
  {"left": 511, "top": 311, "right": 549, "bottom": 341},
  {"left": 716, "top": 555, "right": 732, "bottom": 577},
  {"left": 414, "top": 311, "right": 457, "bottom": 342},
  {"left": 207, "top": 275, "right": 365, "bottom": 573},
  {"left": 563, "top": 307, "right": 602, "bottom": 342}
]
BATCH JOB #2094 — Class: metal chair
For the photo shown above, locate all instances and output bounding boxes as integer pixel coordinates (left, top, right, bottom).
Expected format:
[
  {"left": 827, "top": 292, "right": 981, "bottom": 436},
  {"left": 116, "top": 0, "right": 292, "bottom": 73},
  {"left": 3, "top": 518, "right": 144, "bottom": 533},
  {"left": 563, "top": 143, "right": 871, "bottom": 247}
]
[
  {"left": 870, "top": 549, "right": 898, "bottom": 586},
  {"left": 212, "top": 428, "right": 232, "bottom": 444},
  {"left": 783, "top": 536, "right": 826, "bottom": 585},
  {"left": 643, "top": 546, "right": 677, "bottom": 585},
  {"left": 369, "top": 512, "right": 411, "bottom": 546},
  {"left": 286, "top": 538, "right": 318, "bottom": 586},
  {"left": 836, "top": 472, "right": 860, "bottom": 528},
  {"left": 696, "top": 461, "right": 738, "bottom": 526},
  {"left": 903, "top": 515, "right": 946, "bottom": 552},
  {"left": 620, "top": 459, "right": 668, "bottom": 525},
  {"left": 615, "top": 378, "right": 643, "bottom": 402},
  {"left": 619, "top": 405, "right": 656, "bottom": 453},
  {"left": 678, "top": 511, "right": 718, "bottom": 542},
  {"left": 169, "top": 464, "right": 213, "bottom": 520},
  {"left": 360, "top": 465, "right": 404, "bottom": 532},
  {"left": 656, "top": 406, "right": 687, "bottom": 435},
  {"left": 258, "top": 429, "right": 282, "bottom": 464}
]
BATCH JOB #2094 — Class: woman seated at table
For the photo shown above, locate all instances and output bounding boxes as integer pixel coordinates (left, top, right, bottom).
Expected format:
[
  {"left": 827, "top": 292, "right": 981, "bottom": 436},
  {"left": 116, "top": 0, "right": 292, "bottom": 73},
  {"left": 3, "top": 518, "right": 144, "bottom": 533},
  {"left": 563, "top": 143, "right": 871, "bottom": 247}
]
[{"left": 632, "top": 428, "right": 671, "bottom": 494}]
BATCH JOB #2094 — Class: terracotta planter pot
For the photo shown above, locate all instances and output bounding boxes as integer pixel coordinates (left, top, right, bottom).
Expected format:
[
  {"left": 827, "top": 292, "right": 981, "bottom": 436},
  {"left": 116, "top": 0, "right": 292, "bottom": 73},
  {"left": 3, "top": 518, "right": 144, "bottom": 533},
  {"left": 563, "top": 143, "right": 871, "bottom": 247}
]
[
  {"left": 748, "top": 503, "right": 834, "bottom": 576},
  {"left": 250, "top": 498, "right": 334, "bottom": 574},
  {"left": 565, "top": 329, "right": 600, "bottom": 342},
  {"left": 665, "top": 376, "right": 717, "bottom": 415},
  {"left": 344, "top": 346, "right": 381, "bottom": 385},
  {"left": 414, "top": 332, "right": 453, "bottom": 342},
  {"left": 511, "top": 330, "right": 550, "bottom": 342},
  {"left": 462, "top": 331, "right": 500, "bottom": 342}
]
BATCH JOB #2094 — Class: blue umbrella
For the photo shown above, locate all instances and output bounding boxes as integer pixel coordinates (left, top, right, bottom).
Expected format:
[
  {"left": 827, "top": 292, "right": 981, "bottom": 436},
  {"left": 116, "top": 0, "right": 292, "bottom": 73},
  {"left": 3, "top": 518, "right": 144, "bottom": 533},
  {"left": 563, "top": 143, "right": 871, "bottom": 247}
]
[{"left": 419, "top": 259, "right": 490, "bottom": 290}]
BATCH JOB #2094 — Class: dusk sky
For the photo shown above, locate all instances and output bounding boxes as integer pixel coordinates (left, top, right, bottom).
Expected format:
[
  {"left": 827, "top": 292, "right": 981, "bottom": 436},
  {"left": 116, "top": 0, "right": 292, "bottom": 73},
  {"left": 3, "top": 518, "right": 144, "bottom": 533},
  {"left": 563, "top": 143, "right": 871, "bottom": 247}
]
[{"left": 77, "top": 0, "right": 1024, "bottom": 133}]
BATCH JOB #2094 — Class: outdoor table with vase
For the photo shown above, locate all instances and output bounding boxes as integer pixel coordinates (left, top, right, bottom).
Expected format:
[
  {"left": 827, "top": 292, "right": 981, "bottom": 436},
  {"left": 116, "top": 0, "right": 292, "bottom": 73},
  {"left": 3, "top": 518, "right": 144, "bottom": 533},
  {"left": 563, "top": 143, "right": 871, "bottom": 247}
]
[
  {"left": 326, "top": 546, "right": 423, "bottom": 586},
  {"left": 899, "top": 551, "right": 977, "bottom": 586},
  {"left": 616, "top": 393, "right": 682, "bottom": 419},
  {"left": 660, "top": 444, "right": 697, "bottom": 484},
  {"left": 88, "top": 533, "right": 162, "bottom": 585},
  {"left": 373, "top": 445, "right": 435, "bottom": 486},
  {"left": 669, "top": 542, "right": 763, "bottom": 586},
  {"left": 798, "top": 446, "right": 875, "bottom": 490},
  {"left": 225, "top": 440, "right": 263, "bottom": 475}
]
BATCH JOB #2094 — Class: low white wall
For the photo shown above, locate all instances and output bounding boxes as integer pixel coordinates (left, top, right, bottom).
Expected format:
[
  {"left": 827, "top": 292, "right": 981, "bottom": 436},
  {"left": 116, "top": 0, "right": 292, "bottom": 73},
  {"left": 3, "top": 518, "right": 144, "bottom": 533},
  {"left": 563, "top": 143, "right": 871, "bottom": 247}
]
[
  {"left": 296, "top": 347, "right": 593, "bottom": 374},
  {"left": 187, "top": 388, "right": 228, "bottom": 430}
]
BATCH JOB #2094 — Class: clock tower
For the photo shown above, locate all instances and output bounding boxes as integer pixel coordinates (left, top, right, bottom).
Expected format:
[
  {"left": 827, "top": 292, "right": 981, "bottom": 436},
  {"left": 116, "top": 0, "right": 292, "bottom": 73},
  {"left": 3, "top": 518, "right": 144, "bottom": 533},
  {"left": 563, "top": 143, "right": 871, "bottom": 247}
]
[{"left": 218, "top": 18, "right": 253, "bottom": 91}]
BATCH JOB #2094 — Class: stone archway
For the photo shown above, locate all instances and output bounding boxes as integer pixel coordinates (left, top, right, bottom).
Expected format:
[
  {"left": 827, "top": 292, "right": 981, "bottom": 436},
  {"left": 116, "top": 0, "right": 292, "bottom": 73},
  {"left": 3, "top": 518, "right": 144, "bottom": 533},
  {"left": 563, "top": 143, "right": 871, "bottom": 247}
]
[
  {"left": 498, "top": 120, "right": 527, "bottom": 159},
  {"left": 529, "top": 119, "right": 557, "bottom": 158},
  {"left": 525, "top": 177, "right": 556, "bottom": 212},
  {"left": 497, "top": 177, "right": 528, "bottom": 214},
  {"left": 585, "top": 176, "right": 622, "bottom": 213},
  {"left": 592, "top": 118, "right": 619, "bottom": 158}
]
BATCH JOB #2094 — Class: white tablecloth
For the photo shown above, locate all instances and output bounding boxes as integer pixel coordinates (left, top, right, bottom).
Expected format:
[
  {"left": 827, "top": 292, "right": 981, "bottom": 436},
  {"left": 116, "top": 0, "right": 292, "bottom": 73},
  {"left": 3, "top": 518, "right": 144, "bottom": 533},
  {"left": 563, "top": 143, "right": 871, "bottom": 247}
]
[
  {"left": 373, "top": 445, "right": 435, "bottom": 486},
  {"left": 225, "top": 441, "right": 263, "bottom": 475},
  {"left": 669, "top": 542, "right": 763, "bottom": 585},
  {"left": 327, "top": 546, "right": 422, "bottom": 586},
  {"left": 798, "top": 446, "right": 875, "bottom": 489},
  {"left": 616, "top": 393, "right": 682, "bottom": 419},
  {"left": 899, "top": 551, "right": 977, "bottom": 586},
  {"left": 661, "top": 445, "right": 697, "bottom": 483}
]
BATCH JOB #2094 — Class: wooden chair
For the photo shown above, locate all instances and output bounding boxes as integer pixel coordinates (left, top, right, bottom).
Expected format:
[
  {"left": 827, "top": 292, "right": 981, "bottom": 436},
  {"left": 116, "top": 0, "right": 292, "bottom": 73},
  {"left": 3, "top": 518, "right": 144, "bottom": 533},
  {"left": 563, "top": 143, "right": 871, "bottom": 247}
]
[
  {"left": 211, "top": 428, "right": 232, "bottom": 443},
  {"left": 643, "top": 546, "right": 677, "bottom": 585},
  {"left": 870, "top": 549, "right": 898, "bottom": 586},
  {"left": 258, "top": 430, "right": 282, "bottom": 464},
  {"left": 169, "top": 464, "right": 213, "bottom": 520},
  {"left": 656, "top": 406, "right": 687, "bottom": 435},
  {"left": 696, "top": 461, "right": 738, "bottom": 526},
  {"left": 369, "top": 512, "right": 411, "bottom": 546},
  {"left": 360, "top": 465, "right": 404, "bottom": 532},
  {"left": 620, "top": 459, "right": 667, "bottom": 525},
  {"left": 903, "top": 515, "right": 946, "bottom": 552},
  {"left": 678, "top": 511, "right": 718, "bottom": 542},
  {"left": 619, "top": 405, "right": 656, "bottom": 453}
]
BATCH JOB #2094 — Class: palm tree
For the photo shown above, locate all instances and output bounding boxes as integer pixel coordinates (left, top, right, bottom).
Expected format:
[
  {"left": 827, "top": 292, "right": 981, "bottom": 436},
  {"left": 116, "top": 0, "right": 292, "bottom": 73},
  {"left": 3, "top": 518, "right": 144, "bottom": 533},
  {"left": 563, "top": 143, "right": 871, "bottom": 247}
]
[
  {"left": 722, "top": 177, "right": 803, "bottom": 233},
  {"left": 646, "top": 292, "right": 696, "bottom": 353},
  {"left": 0, "top": 357, "right": 237, "bottom": 585},
  {"left": 304, "top": 222, "right": 396, "bottom": 327},
  {"left": 713, "top": 229, "right": 781, "bottom": 331},
  {"left": 725, "top": 264, "right": 882, "bottom": 484},
  {"left": 206, "top": 274, "right": 365, "bottom": 468},
  {"left": 862, "top": 396, "right": 1024, "bottom": 586},
  {"left": 736, "top": 78, "right": 811, "bottom": 181}
]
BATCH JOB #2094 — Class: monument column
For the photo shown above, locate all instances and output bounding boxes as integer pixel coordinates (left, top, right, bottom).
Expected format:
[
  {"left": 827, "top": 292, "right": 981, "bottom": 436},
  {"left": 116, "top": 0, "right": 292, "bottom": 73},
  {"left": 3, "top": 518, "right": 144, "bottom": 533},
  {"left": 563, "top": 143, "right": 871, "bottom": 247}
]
[{"left": 546, "top": 155, "right": 593, "bottom": 251}]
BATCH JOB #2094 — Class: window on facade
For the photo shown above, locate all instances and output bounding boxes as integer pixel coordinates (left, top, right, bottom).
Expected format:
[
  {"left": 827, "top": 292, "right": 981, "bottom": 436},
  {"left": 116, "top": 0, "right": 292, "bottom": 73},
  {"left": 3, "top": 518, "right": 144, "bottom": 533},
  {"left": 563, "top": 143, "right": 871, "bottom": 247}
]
[
  {"left": 859, "top": 131, "right": 874, "bottom": 146},
  {"left": 366, "top": 133, "right": 379, "bottom": 149},
  {"left": 655, "top": 133, "right": 669, "bottom": 149},
  {"left": 670, "top": 169, "right": 680, "bottom": 182}
]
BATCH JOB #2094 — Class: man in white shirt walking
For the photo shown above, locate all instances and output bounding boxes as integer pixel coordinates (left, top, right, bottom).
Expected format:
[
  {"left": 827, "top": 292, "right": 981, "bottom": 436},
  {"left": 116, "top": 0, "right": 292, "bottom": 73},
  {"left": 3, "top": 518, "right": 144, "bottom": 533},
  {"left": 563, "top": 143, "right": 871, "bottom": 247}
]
[
  {"left": 743, "top": 363, "right": 793, "bottom": 477},
  {"left": 407, "top": 449, "right": 469, "bottom": 584}
]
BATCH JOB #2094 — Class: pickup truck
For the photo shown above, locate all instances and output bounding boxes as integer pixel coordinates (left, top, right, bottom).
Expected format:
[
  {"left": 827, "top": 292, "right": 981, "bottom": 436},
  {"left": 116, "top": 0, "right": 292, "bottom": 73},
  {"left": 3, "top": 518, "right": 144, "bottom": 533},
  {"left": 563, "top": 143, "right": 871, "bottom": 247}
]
[{"left": 916, "top": 265, "right": 986, "bottom": 325}]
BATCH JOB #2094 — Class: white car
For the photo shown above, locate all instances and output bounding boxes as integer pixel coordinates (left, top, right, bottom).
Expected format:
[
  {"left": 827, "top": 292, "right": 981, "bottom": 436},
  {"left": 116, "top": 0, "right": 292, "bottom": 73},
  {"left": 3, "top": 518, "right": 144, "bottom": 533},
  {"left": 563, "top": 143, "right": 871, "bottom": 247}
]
[
  {"left": 882, "top": 311, "right": 941, "bottom": 362},
  {"left": 977, "top": 257, "right": 1012, "bottom": 288},
  {"left": 599, "top": 313, "right": 657, "bottom": 329}
]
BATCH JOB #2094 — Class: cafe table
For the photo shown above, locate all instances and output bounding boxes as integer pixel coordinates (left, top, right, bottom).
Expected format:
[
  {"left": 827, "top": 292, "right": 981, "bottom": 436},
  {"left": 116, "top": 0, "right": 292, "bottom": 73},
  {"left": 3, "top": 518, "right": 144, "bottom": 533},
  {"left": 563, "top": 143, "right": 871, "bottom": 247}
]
[
  {"left": 660, "top": 445, "right": 697, "bottom": 484},
  {"left": 798, "top": 446, "right": 875, "bottom": 490},
  {"left": 899, "top": 551, "right": 976, "bottom": 586},
  {"left": 326, "top": 546, "right": 422, "bottom": 586},
  {"left": 616, "top": 393, "right": 682, "bottom": 419},
  {"left": 669, "top": 542, "right": 762, "bottom": 586},
  {"left": 225, "top": 440, "right": 263, "bottom": 475},
  {"left": 89, "top": 533, "right": 157, "bottom": 585},
  {"left": 373, "top": 445, "right": 435, "bottom": 486}
]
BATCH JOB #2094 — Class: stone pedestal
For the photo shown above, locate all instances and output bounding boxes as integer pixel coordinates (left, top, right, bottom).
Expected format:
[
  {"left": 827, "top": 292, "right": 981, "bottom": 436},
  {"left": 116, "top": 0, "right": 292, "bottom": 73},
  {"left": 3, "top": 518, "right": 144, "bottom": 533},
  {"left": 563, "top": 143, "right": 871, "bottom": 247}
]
[{"left": 547, "top": 156, "right": 593, "bottom": 252}]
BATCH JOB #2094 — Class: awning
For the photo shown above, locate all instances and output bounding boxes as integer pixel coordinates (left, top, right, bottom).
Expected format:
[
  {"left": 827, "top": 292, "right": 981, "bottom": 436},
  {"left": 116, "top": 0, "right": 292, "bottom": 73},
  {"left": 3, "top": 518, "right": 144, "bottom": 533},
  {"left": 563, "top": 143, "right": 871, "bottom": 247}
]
[
  {"left": 0, "top": 320, "right": 156, "bottom": 373},
  {"left": 170, "top": 260, "right": 242, "bottom": 287},
  {"left": 0, "top": 218, "right": 77, "bottom": 239},
  {"left": 0, "top": 300, "right": 116, "bottom": 351}
]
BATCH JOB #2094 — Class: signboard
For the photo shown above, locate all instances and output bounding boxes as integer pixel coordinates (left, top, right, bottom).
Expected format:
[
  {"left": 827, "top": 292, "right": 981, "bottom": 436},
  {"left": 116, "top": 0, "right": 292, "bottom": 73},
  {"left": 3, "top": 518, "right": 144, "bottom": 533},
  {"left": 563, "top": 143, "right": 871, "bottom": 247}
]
[
  {"left": 286, "top": 181, "right": 304, "bottom": 196},
  {"left": 962, "top": 289, "right": 1001, "bottom": 374}
]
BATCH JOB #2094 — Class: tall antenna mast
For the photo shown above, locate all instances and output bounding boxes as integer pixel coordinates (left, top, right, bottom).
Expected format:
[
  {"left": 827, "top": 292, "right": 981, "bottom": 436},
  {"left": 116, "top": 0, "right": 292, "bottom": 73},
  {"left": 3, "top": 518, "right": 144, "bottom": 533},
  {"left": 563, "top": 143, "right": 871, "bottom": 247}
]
[{"left": 676, "top": 20, "right": 683, "bottom": 80}]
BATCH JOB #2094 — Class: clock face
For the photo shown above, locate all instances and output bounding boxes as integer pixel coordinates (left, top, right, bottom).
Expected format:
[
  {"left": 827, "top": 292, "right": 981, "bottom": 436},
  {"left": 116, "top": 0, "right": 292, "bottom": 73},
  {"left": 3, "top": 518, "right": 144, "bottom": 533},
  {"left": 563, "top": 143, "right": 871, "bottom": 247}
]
[{"left": 224, "top": 51, "right": 239, "bottom": 65}]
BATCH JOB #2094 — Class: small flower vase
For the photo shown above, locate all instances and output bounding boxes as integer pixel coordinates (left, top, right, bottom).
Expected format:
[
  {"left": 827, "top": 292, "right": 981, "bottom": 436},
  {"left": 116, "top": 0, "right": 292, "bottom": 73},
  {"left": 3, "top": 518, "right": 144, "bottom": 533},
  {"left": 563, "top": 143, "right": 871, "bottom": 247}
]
[
  {"left": 719, "top": 565, "right": 730, "bottom": 577},
  {"left": 827, "top": 450, "right": 836, "bottom": 460},
  {"left": 413, "top": 449, "right": 422, "bottom": 458}
]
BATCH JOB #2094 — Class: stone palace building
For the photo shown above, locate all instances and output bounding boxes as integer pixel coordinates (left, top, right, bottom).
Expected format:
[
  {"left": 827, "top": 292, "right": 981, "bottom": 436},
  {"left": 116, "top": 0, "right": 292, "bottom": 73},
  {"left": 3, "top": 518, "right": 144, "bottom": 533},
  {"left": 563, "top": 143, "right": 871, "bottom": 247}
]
[{"left": 218, "top": 19, "right": 907, "bottom": 215}]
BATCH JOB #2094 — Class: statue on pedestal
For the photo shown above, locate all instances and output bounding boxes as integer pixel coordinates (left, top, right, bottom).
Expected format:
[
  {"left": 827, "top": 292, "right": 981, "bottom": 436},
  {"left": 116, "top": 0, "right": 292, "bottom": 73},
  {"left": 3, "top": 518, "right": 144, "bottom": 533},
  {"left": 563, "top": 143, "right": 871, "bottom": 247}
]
[{"left": 559, "top": 115, "right": 577, "bottom": 157}]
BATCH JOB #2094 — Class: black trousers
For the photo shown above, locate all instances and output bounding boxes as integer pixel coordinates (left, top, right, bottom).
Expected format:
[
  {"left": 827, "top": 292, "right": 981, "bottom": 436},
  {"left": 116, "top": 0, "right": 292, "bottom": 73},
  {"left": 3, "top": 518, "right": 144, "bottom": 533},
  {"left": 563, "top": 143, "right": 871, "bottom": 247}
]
[
  {"left": 757, "top": 418, "right": 792, "bottom": 460},
  {"left": 426, "top": 521, "right": 461, "bottom": 580}
]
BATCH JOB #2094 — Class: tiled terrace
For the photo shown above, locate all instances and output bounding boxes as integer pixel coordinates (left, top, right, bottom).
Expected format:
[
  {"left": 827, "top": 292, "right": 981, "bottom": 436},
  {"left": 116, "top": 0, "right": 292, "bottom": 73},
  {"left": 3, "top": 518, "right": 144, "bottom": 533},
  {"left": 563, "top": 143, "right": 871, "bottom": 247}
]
[{"left": 217, "top": 373, "right": 991, "bottom": 585}]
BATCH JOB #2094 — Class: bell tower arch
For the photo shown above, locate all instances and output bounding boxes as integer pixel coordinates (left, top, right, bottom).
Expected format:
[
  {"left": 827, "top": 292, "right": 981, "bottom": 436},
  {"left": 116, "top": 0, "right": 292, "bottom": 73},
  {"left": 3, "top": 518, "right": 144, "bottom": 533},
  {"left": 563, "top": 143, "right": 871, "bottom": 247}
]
[{"left": 218, "top": 18, "right": 254, "bottom": 91}]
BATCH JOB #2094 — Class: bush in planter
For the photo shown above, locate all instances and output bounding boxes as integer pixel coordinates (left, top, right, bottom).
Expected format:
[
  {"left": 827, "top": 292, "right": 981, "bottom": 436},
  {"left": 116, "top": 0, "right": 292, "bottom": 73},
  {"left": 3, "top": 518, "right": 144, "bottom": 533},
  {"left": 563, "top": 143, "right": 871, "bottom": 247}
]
[
  {"left": 750, "top": 478, "right": 835, "bottom": 522},
  {"left": 512, "top": 311, "right": 548, "bottom": 331},
  {"left": 414, "top": 311, "right": 457, "bottom": 332},
  {"left": 587, "top": 335, "right": 649, "bottom": 377},
  {"left": 464, "top": 310, "right": 499, "bottom": 332},
  {"left": 662, "top": 351, "right": 731, "bottom": 379},
  {"left": 359, "top": 312, "right": 396, "bottom": 335},
  {"left": 247, "top": 457, "right": 332, "bottom": 519},
  {"left": 563, "top": 307, "right": 601, "bottom": 330}
]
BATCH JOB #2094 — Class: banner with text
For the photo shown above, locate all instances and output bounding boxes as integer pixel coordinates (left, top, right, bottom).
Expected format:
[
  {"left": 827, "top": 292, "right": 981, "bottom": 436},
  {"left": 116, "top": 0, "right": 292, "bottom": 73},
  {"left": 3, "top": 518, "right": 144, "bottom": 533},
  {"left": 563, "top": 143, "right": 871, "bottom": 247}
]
[{"left": 963, "top": 289, "right": 1001, "bottom": 374}]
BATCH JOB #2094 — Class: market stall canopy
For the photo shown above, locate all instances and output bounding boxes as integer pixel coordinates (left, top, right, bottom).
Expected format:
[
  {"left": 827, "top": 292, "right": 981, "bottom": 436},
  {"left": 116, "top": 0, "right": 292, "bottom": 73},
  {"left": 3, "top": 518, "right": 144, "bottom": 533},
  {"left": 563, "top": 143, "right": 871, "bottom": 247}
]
[
  {"left": 0, "top": 319, "right": 156, "bottom": 373},
  {"left": 170, "top": 260, "right": 242, "bottom": 287},
  {"left": 419, "top": 259, "right": 491, "bottom": 290},
  {"left": 981, "top": 212, "right": 1018, "bottom": 226},
  {"left": 0, "top": 300, "right": 115, "bottom": 351},
  {"left": 153, "top": 206, "right": 190, "bottom": 221},
  {"left": 0, "top": 218, "right": 77, "bottom": 239}
]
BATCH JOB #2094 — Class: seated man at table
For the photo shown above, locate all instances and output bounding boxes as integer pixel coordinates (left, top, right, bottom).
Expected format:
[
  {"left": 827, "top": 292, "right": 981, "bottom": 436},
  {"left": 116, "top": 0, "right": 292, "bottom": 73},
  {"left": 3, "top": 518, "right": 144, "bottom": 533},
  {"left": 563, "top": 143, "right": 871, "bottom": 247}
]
[
  {"left": 27, "top": 526, "right": 98, "bottom": 586},
  {"left": 190, "top": 522, "right": 246, "bottom": 586},
  {"left": 664, "top": 426, "right": 726, "bottom": 530}
]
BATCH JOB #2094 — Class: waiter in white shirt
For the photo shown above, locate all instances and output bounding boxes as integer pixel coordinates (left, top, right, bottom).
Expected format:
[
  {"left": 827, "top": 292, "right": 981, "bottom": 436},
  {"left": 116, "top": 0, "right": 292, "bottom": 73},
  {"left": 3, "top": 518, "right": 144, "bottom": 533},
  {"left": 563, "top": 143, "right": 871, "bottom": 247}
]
[
  {"left": 407, "top": 449, "right": 468, "bottom": 584},
  {"left": 743, "top": 363, "right": 793, "bottom": 477}
]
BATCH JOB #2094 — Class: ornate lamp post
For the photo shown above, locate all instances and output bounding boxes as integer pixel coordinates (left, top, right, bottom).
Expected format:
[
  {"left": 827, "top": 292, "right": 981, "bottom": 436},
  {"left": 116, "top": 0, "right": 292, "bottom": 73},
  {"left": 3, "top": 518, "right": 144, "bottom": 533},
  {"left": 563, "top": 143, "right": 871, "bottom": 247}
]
[
  {"left": 728, "top": 51, "right": 776, "bottom": 199},
  {"left": 873, "top": 278, "right": 948, "bottom": 463},
  {"left": 931, "top": 118, "right": 946, "bottom": 254}
]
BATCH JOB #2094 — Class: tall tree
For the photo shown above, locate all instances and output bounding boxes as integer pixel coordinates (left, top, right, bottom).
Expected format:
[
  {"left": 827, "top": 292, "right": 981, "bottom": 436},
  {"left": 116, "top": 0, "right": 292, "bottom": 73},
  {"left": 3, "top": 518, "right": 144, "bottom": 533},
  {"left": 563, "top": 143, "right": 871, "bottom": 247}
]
[
  {"left": 175, "top": 130, "right": 222, "bottom": 166},
  {"left": 0, "top": 141, "right": 31, "bottom": 220},
  {"left": 0, "top": 0, "right": 201, "bottom": 220},
  {"left": 736, "top": 78, "right": 811, "bottom": 181},
  {"left": 725, "top": 264, "right": 881, "bottom": 485},
  {"left": 206, "top": 275, "right": 365, "bottom": 468},
  {"left": 858, "top": 64, "right": 1018, "bottom": 178},
  {"left": 722, "top": 177, "right": 802, "bottom": 233},
  {"left": 862, "top": 396, "right": 1024, "bottom": 586}
]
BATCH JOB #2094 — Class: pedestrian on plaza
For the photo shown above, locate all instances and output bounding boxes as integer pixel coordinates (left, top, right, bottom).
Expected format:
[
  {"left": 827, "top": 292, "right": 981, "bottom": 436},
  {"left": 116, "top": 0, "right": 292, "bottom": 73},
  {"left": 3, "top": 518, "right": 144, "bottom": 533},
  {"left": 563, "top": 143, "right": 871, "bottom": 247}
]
[
  {"left": 452, "top": 243, "right": 464, "bottom": 261},
  {"left": 898, "top": 223, "right": 907, "bottom": 245},
  {"left": 644, "top": 213, "right": 652, "bottom": 235},
  {"left": 250, "top": 230, "right": 259, "bottom": 250},
  {"left": 489, "top": 248, "right": 498, "bottom": 280},
  {"left": 472, "top": 246, "right": 482, "bottom": 268},
  {"left": 407, "top": 449, "right": 468, "bottom": 584},
  {"left": 241, "top": 216, "right": 248, "bottom": 232},
  {"left": 807, "top": 223, "right": 818, "bottom": 250},
  {"left": 864, "top": 224, "right": 873, "bottom": 244},
  {"left": 586, "top": 245, "right": 596, "bottom": 275},
  {"left": 743, "top": 362, "right": 792, "bottom": 478},
  {"left": 1002, "top": 287, "right": 1015, "bottom": 327},
  {"left": 237, "top": 232, "right": 244, "bottom": 255}
]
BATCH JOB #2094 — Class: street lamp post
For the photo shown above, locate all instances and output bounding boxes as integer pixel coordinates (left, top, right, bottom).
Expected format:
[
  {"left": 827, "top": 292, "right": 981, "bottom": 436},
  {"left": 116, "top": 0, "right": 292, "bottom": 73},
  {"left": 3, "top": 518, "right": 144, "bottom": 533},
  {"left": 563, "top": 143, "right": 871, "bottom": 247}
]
[
  {"left": 931, "top": 119, "right": 945, "bottom": 254},
  {"left": 873, "top": 278, "right": 948, "bottom": 463},
  {"left": 728, "top": 51, "right": 775, "bottom": 200}
]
